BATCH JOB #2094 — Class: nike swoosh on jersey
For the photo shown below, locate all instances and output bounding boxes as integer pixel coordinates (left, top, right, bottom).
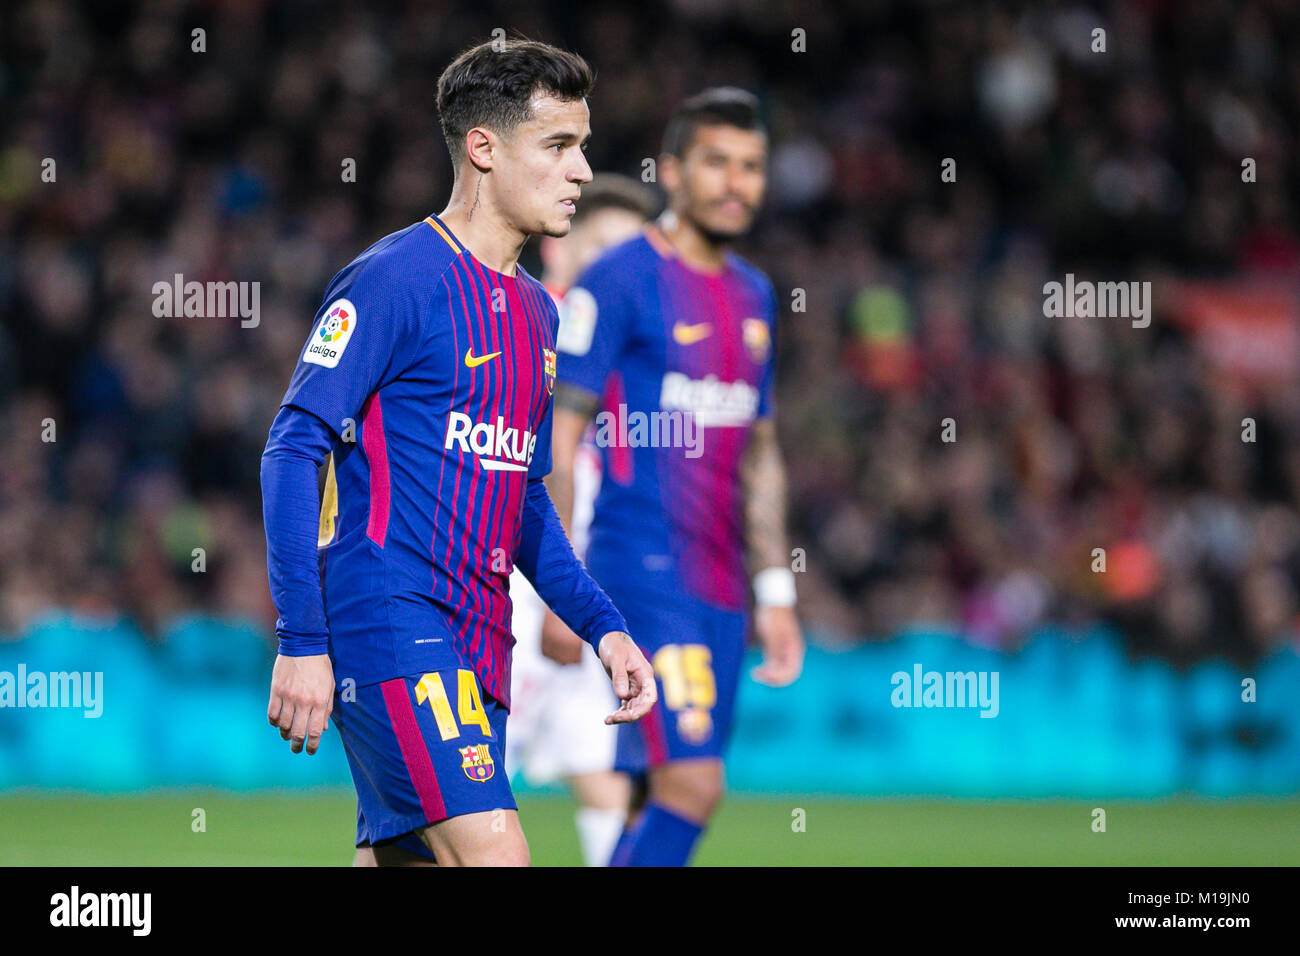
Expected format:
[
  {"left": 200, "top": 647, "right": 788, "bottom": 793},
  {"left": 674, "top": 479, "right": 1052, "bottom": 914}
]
[
  {"left": 464, "top": 349, "right": 502, "bottom": 368},
  {"left": 672, "top": 322, "right": 713, "bottom": 345}
]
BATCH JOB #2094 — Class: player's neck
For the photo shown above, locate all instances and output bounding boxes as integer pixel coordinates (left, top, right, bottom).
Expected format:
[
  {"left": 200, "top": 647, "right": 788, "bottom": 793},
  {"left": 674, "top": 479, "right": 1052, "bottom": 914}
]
[
  {"left": 438, "top": 182, "right": 526, "bottom": 277},
  {"left": 540, "top": 266, "right": 573, "bottom": 295},
  {"left": 656, "top": 210, "right": 727, "bottom": 273}
]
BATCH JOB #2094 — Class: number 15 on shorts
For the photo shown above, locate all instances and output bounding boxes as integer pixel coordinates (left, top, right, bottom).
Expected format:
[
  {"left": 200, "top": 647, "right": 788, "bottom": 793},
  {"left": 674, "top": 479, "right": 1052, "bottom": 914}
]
[{"left": 653, "top": 644, "right": 717, "bottom": 746}]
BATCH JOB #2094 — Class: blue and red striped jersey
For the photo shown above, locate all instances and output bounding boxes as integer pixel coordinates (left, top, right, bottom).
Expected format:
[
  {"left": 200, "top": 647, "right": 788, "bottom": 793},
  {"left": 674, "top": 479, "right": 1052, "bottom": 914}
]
[
  {"left": 272, "top": 213, "right": 585, "bottom": 707},
  {"left": 555, "top": 224, "right": 778, "bottom": 612}
]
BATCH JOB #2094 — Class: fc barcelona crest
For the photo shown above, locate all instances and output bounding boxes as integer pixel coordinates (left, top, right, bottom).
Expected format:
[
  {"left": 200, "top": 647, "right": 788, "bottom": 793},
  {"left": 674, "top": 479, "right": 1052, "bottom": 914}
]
[
  {"left": 677, "top": 707, "right": 714, "bottom": 745},
  {"left": 459, "top": 744, "right": 495, "bottom": 782},
  {"left": 543, "top": 348, "right": 557, "bottom": 394},
  {"left": 742, "top": 318, "right": 770, "bottom": 363}
]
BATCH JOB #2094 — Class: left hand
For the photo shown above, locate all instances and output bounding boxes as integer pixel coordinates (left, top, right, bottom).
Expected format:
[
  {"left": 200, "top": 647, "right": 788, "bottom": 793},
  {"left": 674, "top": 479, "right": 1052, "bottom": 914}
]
[
  {"left": 597, "top": 632, "right": 657, "bottom": 723},
  {"left": 751, "top": 605, "right": 804, "bottom": 686}
]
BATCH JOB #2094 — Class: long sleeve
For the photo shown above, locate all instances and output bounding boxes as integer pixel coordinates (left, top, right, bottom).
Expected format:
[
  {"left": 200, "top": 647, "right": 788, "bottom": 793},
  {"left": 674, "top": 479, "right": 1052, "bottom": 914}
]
[
  {"left": 260, "top": 404, "right": 336, "bottom": 656},
  {"left": 514, "top": 474, "right": 628, "bottom": 652}
]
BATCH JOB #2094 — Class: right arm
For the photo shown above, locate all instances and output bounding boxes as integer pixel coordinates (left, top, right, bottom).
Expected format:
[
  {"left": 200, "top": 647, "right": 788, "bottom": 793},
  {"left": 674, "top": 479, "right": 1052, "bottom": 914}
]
[
  {"left": 260, "top": 263, "right": 422, "bottom": 754},
  {"left": 261, "top": 404, "right": 337, "bottom": 755}
]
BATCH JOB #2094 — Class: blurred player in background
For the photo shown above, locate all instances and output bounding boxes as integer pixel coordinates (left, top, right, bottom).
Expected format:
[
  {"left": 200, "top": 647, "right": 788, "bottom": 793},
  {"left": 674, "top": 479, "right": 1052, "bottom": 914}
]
[
  {"left": 505, "top": 174, "right": 659, "bottom": 867},
  {"left": 549, "top": 88, "right": 804, "bottom": 866},
  {"left": 260, "top": 39, "right": 655, "bottom": 867}
]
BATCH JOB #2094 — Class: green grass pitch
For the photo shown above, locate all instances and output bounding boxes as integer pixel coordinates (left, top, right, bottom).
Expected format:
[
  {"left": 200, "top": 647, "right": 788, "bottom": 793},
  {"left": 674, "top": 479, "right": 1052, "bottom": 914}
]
[{"left": 1, "top": 791, "right": 1296, "bottom": 865}]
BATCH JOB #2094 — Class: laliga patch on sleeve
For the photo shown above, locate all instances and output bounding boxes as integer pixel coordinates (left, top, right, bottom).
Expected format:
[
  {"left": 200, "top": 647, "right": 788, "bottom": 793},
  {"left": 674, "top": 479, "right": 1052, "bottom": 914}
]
[
  {"left": 556, "top": 286, "right": 597, "bottom": 356},
  {"left": 303, "top": 298, "right": 357, "bottom": 368}
]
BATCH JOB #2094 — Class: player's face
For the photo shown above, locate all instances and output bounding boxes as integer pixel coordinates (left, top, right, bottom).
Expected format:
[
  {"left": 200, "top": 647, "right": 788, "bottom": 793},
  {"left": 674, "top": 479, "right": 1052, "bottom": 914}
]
[
  {"left": 497, "top": 94, "right": 593, "bottom": 239},
  {"left": 567, "top": 207, "right": 647, "bottom": 274},
  {"left": 666, "top": 124, "right": 767, "bottom": 242}
]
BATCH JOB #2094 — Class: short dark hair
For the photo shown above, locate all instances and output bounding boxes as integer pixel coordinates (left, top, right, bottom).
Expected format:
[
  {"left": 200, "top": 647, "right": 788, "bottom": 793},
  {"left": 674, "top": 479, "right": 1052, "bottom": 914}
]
[
  {"left": 436, "top": 37, "right": 594, "bottom": 169},
  {"left": 572, "top": 173, "right": 659, "bottom": 224},
  {"left": 661, "top": 87, "right": 765, "bottom": 158}
]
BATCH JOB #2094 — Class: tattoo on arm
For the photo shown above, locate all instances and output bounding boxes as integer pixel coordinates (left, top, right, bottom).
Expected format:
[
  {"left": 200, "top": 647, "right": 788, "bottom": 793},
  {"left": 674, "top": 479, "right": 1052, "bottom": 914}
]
[{"left": 741, "top": 418, "right": 790, "bottom": 573}]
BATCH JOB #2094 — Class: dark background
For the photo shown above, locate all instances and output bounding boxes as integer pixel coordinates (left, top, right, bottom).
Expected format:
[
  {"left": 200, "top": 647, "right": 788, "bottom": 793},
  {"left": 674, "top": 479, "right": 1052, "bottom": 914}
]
[{"left": 4, "top": 0, "right": 1300, "bottom": 668}]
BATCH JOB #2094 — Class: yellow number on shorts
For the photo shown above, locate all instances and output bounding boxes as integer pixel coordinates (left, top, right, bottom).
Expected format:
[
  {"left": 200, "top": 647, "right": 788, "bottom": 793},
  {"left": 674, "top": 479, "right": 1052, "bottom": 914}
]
[
  {"left": 652, "top": 645, "right": 716, "bottom": 711},
  {"left": 414, "top": 669, "right": 491, "bottom": 740},
  {"left": 684, "top": 646, "right": 717, "bottom": 708},
  {"left": 414, "top": 672, "right": 459, "bottom": 741},
  {"left": 456, "top": 669, "right": 493, "bottom": 737}
]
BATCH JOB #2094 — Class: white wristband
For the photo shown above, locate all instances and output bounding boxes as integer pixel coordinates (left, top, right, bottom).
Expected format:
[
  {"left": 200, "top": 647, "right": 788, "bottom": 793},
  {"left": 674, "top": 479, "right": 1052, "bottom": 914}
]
[{"left": 753, "top": 567, "right": 797, "bottom": 608}]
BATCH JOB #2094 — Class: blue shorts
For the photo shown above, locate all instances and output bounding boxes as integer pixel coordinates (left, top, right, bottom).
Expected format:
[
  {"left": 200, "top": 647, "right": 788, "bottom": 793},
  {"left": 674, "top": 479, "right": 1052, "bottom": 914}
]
[
  {"left": 604, "top": 584, "right": 747, "bottom": 774},
  {"left": 332, "top": 667, "right": 515, "bottom": 861}
]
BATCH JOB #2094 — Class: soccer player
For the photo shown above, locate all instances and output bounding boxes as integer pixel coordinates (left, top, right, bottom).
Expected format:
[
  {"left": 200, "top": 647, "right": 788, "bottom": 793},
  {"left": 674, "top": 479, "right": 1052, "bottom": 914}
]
[
  {"left": 260, "top": 39, "right": 656, "bottom": 867},
  {"left": 548, "top": 87, "right": 804, "bottom": 866},
  {"left": 504, "top": 174, "right": 658, "bottom": 867}
]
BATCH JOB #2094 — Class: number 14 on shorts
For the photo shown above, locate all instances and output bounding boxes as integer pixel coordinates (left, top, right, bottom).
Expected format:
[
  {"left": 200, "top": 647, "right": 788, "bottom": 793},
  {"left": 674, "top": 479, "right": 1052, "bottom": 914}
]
[{"left": 415, "top": 670, "right": 493, "bottom": 740}]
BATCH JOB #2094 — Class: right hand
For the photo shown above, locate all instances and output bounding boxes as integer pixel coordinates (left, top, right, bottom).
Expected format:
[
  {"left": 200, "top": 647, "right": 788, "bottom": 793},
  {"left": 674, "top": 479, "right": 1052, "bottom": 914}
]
[
  {"left": 267, "top": 653, "right": 335, "bottom": 755},
  {"left": 540, "top": 610, "right": 586, "bottom": 664}
]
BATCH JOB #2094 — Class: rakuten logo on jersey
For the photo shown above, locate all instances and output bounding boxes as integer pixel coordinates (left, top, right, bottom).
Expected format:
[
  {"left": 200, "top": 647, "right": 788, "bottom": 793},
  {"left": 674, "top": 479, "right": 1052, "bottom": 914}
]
[
  {"left": 445, "top": 412, "right": 538, "bottom": 472},
  {"left": 659, "top": 372, "right": 759, "bottom": 427}
]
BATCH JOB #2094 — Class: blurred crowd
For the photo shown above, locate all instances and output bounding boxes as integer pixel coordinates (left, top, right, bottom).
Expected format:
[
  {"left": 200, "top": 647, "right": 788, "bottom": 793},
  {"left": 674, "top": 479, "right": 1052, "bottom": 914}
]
[{"left": 4, "top": 0, "right": 1300, "bottom": 666}]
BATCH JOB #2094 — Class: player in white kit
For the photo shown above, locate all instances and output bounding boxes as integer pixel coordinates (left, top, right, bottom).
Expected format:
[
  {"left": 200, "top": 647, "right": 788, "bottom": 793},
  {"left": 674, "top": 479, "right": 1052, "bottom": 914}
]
[{"left": 505, "top": 174, "right": 658, "bottom": 866}]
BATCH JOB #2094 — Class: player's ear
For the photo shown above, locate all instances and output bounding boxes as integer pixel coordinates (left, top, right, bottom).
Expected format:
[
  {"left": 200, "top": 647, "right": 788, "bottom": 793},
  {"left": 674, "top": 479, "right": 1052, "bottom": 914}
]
[
  {"left": 465, "top": 127, "right": 496, "bottom": 174},
  {"left": 658, "top": 152, "right": 681, "bottom": 194}
]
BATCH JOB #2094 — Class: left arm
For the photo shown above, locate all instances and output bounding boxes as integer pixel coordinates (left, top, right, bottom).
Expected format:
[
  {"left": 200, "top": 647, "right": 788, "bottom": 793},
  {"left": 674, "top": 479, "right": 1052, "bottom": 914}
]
[
  {"left": 536, "top": 385, "right": 603, "bottom": 664},
  {"left": 515, "top": 475, "right": 657, "bottom": 722},
  {"left": 741, "top": 418, "right": 804, "bottom": 686},
  {"left": 516, "top": 474, "right": 625, "bottom": 650},
  {"left": 742, "top": 418, "right": 792, "bottom": 573}
]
